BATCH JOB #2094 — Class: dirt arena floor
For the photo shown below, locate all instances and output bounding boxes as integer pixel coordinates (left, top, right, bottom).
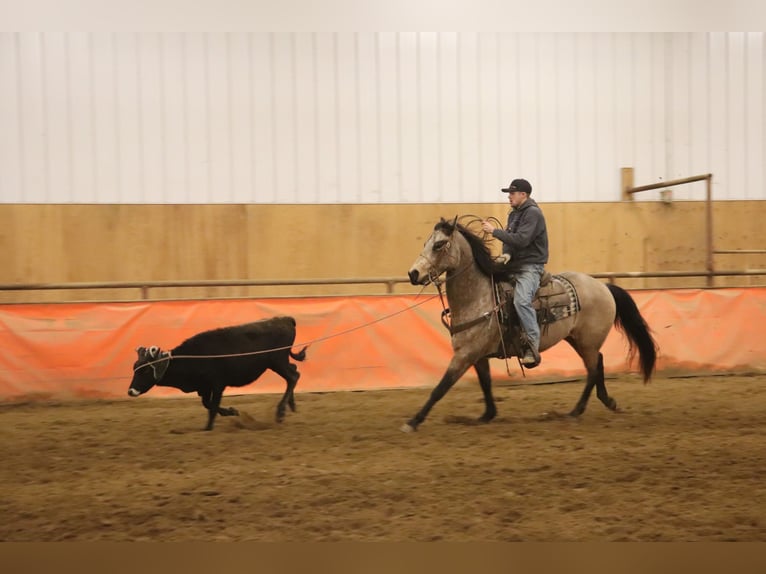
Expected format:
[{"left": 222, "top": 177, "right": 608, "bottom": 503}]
[{"left": 1, "top": 372, "right": 764, "bottom": 542}]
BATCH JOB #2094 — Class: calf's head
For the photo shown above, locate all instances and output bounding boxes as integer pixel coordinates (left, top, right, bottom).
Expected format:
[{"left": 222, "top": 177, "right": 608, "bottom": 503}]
[{"left": 128, "top": 346, "right": 171, "bottom": 397}]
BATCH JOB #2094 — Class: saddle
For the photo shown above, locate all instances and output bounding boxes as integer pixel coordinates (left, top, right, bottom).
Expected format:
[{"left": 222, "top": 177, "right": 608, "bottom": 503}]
[{"left": 492, "top": 272, "right": 581, "bottom": 360}]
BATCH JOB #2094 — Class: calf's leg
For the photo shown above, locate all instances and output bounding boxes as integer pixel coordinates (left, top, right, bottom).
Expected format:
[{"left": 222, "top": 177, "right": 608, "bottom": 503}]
[
  {"left": 201, "top": 386, "right": 226, "bottom": 431},
  {"left": 272, "top": 357, "right": 301, "bottom": 422}
]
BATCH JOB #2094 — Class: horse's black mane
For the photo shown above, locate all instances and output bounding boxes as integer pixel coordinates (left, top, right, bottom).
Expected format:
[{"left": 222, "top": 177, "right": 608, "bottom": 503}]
[{"left": 434, "top": 218, "right": 497, "bottom": 278}]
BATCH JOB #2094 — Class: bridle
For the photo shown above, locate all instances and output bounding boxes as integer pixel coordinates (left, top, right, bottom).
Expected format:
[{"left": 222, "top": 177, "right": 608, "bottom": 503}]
[
  {"left": 419, "top": 232, "right": 503, "bottom": 335},
  {"left": 418, "top": 228, "right": 516, "bottom": 372}
]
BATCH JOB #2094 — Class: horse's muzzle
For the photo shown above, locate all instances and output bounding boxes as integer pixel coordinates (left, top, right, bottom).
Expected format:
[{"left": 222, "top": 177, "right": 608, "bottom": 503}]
[{"left": 408, "top": 269, "right": 421, "bottom": 285}]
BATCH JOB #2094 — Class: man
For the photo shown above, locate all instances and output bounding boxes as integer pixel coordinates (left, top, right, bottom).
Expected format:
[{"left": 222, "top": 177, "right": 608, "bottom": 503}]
[{"left": 481, "top": 178, "right": 549, "bottom": 368}]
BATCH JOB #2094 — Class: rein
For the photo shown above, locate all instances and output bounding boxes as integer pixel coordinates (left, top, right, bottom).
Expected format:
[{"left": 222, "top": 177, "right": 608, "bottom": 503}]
[
  {"left": 426, "top": 228, "right": 521, "bottom": 376},
  {"left": 436, "top": 272, "right": 520, "bottom": 376},
  {"left": 428, "top": 237, "right": 501, "bottom": 336},
  {"left": 436, "top": 278, "right": 502, "bottom": 335},
  {"left": 424, "top": 245, "right": 475, "bottom": 334}
]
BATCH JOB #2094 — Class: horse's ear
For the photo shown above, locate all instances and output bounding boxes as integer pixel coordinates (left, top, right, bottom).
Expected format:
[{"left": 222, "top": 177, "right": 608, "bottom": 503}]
[{"left": 435, "top": 216, "right": 457, "bottom": 236}]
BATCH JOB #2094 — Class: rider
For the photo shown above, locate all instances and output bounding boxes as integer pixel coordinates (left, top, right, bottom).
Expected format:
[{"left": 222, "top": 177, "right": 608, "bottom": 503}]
[{"left": 481, "top": 178, "right": 549, "bottom": 368}]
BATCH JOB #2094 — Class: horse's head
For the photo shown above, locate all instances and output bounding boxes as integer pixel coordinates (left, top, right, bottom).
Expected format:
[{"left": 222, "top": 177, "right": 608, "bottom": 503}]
[{"left": 408, "top": 216, "right": 461, "bottom": 285}]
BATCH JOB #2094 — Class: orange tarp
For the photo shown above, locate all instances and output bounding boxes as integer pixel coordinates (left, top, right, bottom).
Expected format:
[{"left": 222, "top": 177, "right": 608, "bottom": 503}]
[{"left": 1, "top": 288, "right": 765, "bottom": 401}]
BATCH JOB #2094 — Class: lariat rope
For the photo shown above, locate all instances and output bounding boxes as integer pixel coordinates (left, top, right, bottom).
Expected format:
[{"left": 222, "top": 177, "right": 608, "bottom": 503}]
[
  {"left": 136, "top": 214, "right": 526, "bottom": 376},
  {"left": 133, "top": 288, "right": 438, "bottom": 373}
]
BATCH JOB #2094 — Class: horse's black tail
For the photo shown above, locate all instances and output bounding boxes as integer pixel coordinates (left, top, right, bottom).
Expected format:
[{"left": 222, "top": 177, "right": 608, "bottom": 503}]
[
  {"left": 290, "top": 346, "right": 309, "bottom": 362},
  {"left": 605, "top": 284, "right": 658, "bottom": 383}
]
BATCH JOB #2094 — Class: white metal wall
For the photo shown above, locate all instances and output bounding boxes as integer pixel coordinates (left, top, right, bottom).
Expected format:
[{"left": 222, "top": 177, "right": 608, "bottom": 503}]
[{"left": 0, "top": 32, "right": 764, "bottom": 204}]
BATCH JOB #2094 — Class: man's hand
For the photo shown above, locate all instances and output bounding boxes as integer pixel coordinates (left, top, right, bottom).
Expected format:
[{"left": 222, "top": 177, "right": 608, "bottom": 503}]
[{"left": 481, "top": 220, "right": 496, "bottom": 234}]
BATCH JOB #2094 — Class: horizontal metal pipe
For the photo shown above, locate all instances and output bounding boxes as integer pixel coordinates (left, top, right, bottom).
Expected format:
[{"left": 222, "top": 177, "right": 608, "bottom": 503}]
[
  {"left": 591, "top": 270, "right": 766, "bottom": 278},
  {"left": 626, "top": 173, "right": 711, "bottom": 194},
  {"left": 0, "top": 277, "right": 409, "bottom": 292},
  {"left": 2, "top": 269, "right": 766, "bottom": 294}
]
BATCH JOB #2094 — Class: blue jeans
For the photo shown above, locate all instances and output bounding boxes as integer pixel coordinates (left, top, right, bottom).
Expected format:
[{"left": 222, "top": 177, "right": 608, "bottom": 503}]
[{"left": 512, "top": 264, "right": 545, "bottom": 350}]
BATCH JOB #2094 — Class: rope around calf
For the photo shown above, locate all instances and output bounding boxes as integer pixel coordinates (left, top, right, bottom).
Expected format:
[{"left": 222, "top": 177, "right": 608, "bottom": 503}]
[{"left": 133, "top": 291, "right": 440, "bottom": 374}]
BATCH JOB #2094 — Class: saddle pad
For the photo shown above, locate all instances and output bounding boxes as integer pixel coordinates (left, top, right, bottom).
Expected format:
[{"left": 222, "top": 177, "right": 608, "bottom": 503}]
[
  {"left": 495, "top": 274, "right": 581, "bottom": 327},
  {"left": 533, "top": 274, "right": 581, "bottom": 324}
]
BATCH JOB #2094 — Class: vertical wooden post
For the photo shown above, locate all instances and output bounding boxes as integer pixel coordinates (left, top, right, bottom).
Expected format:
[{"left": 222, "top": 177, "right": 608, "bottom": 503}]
[
  {"left": 621, "top": 167, "right": 634, "bottom": 200},
  {"left": 706, "top": 174, "right": 714, "bottom": 287}
]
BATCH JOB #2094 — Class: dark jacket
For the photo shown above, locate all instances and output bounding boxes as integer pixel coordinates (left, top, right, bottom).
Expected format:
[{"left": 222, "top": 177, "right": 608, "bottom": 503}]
[{"left": 491, "top": 197, "right": 549, "bottom": 271}]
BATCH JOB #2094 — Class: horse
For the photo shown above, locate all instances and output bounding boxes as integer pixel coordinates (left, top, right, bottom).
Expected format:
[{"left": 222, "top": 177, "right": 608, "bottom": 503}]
[{"left": 402, "top": 216, "right": 658, "bottom": 432}]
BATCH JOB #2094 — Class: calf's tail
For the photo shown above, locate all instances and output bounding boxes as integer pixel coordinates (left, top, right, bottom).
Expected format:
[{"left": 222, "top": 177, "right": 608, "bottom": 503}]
[{"left": 290, "top": 346, "right": 309, "bottom": 361}]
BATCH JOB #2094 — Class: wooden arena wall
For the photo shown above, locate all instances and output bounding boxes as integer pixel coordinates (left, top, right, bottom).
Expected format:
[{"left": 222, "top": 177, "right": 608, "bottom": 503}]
[{"left": 1, "top": 201, "right": 765, "bottom": 304}]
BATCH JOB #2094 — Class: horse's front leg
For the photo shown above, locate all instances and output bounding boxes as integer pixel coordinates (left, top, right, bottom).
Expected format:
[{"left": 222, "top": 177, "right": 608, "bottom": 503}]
[
  {"left": 473, "top": 357, "right": 496, "bottom": 423},
  {"left": 401, "top": 354, "right": 474, "bottom": 432}
]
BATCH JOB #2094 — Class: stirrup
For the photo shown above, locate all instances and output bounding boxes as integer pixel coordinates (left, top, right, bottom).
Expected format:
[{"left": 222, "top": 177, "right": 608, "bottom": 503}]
[{"left": 521, "top": 347, "right": 541, "bottom": 369}]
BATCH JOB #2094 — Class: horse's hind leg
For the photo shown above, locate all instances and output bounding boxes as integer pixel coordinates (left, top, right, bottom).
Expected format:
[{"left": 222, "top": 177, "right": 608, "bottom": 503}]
[
  {"left": 593, "top": 353, "right": 618, "bottom": 412},
  {"left": 569, "top": 351, "right": 617, "bottom": 417},
  {"left": 567, "top": 341, "right": 616, "bottom": 416},
  {"left": 473, "top": 357, "right": 496, "bottom": 423}
]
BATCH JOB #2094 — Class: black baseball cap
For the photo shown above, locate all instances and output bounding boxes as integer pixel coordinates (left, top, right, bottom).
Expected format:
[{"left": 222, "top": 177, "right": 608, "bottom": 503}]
[{"left": 501, "top": 178, "right": 532, "bottom": 194}]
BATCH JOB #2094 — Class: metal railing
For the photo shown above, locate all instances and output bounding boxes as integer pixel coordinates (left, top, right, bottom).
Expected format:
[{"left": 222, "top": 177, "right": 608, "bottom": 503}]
[
  {"left": 590, "top": 269, "right": 766, "bottom": 284},
  {"left": 621, "top": 169, "right": 766, "bottom": 287},
  {"left": 0, "top": 277, "right": 405, "bottom": 300},
  {"left": 622, "top": 170, "right": 716, "bottom": 285},
  {"left": 2, "top": 269, "right": 766, "bottom": 303}
]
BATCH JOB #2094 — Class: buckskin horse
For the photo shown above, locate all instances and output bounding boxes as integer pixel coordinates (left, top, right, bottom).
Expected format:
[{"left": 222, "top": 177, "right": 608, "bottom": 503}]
[{"left": 403, "top": 216, "right": 658, "bottom": 432}]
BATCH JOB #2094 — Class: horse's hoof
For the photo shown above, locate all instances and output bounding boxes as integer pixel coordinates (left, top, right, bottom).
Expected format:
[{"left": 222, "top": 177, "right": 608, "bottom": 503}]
[
  {"left": 400, "top": 423, "right": 417, "bottom": 433},
  {"left": 608, "top": 398, "right": 618, "bottom": 411}
]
